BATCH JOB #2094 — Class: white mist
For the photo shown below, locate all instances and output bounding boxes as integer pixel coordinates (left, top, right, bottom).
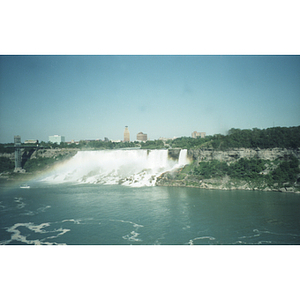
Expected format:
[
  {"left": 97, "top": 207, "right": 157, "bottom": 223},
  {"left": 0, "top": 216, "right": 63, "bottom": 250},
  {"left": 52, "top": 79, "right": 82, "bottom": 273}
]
[{"left": 41, "top": 149, "right": 189, "bottom": 186}]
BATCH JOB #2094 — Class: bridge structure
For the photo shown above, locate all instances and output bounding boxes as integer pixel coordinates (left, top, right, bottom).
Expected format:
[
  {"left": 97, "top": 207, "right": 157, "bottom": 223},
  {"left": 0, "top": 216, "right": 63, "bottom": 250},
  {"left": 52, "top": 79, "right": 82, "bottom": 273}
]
[
  {"left": 6, "top": 136, "right": 44, "bottom": 172},
  {"left": 14, "top": 135, "right": 23, "bottom": 172}
]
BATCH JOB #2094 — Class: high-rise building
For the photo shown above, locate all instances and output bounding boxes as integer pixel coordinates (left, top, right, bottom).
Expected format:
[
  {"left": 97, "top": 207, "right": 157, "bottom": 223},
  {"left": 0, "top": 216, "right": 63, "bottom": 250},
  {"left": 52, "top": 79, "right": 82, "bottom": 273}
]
[
  {"left": 137, "top": 132, "right": 147, "bottom": 141},
  {"left": 124, "top": 126, "right": 130, "bottom": 142},
  {"left": 192, "top": 131, "right": 206, "bottom": 138},
  {"left": 49, "top": 135, "right": 65, "bottom": 143}
]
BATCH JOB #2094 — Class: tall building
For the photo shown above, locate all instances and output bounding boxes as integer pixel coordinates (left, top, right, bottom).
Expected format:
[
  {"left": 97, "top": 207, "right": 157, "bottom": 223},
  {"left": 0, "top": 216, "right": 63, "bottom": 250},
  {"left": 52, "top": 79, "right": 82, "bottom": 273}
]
[
  {"left": 192, "top": 131, "right": 206, "bottom": 138},
  {"left": 49, "top": 135, "right": 65, "bottom": 143},
  {"left": 137, "top": 132, "right": 147, "bottom": 141},
  {"left": 124, "top": 126, "right": 130, "bottom": 142}
]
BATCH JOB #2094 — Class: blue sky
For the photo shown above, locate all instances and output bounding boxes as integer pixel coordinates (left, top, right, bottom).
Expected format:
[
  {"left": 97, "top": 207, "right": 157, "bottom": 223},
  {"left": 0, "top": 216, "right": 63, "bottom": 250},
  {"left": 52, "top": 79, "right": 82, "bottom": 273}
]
[{"left": 0, "top": 55, "right": 299, "bottom": 143}]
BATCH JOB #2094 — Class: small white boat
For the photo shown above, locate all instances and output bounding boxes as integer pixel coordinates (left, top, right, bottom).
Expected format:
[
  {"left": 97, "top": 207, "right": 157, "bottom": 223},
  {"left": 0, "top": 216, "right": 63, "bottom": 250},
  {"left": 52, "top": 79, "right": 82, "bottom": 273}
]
[{"left": 20, "top": 184, "right": 30, "bottom": 189}]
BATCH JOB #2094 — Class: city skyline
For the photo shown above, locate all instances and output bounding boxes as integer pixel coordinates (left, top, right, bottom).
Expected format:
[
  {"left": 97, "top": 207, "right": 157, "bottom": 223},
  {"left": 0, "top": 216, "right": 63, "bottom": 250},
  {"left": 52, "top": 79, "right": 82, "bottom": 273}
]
[{"left": 1, "top": 55, "right": 300, "bottom": 144}]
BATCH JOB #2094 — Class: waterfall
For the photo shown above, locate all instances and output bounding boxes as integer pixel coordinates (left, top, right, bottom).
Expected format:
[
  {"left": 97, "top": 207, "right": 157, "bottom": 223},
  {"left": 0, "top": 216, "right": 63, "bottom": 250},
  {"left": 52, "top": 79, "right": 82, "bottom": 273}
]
[
  {"left": 41, "top": 149, "right": 190, "bottom": 187},
  {"left": 178, "top": 149, "right": 189, "bottom": 166}
]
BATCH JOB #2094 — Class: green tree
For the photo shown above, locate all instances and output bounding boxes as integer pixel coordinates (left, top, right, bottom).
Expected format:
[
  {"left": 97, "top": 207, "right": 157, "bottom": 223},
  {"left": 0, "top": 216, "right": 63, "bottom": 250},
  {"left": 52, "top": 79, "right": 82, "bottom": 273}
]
[{"left": 0, "top": 157, "right": 14, "bottom": 172}]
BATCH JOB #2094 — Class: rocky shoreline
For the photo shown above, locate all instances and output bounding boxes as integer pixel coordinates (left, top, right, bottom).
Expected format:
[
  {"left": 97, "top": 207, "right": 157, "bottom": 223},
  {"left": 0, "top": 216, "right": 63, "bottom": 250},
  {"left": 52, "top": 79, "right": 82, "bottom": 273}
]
[{"left": 156, "top": 173, "right": 300, "bottom": 193}]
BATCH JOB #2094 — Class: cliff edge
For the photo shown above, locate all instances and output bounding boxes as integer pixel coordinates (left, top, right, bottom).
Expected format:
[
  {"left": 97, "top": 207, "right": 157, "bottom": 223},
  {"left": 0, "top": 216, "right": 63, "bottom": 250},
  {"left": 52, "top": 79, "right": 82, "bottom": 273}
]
[{"left": 157, "top": 148, "right": 300, "bottom": 193}]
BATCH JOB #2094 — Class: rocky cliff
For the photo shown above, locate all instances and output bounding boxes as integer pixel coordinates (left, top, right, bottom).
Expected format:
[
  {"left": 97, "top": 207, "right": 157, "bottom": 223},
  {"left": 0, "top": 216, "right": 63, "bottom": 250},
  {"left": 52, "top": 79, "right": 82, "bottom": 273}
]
[
  {"left": 29, "top": 148, "right": 78, "bottom": 159},
  {"left": 187, "top": 147, "right": 300, "bottom": 163},
  {"left": 160, "top": 148, "right": 300, "bottom": 193},
  {"left": 0, "top": 148, "right": 78, "bottom": 175},
  {"left": 0, "top": 148, "right": 78, "bottom": 160}
]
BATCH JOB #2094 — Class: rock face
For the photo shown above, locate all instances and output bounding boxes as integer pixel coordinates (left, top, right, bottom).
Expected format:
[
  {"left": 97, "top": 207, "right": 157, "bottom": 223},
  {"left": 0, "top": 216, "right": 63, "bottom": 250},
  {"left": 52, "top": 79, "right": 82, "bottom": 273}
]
[
  {"left": 0, "top": 148, "right": 78, "bottom": 160},
  {"left": 168, "top": 148, "right": 181, "bottom": 160},
  {"left": 30, "top": 148, "right": 77, "bottom": 159},
  {"left": 157, "top": 148, "right": 300, "bottom": 194},
  {"left": 188, "top": 148, "right": 300, "bottom": 163},
  {"left": 0, "top": 149, "right": 78, "bottom": 172}
]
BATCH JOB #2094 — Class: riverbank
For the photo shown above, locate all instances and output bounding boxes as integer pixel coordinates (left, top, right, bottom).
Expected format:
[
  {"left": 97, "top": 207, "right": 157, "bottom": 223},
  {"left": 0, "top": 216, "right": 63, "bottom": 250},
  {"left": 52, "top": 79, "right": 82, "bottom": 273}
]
[
  {"left": 156, "top": 154, "right": 300, "bottom": 194},
  {"left": 156, "top": 172, "right": 300, "bottom": 193},
  {"left": 1, "top": 147, "right": 300, "bottom": 194}
]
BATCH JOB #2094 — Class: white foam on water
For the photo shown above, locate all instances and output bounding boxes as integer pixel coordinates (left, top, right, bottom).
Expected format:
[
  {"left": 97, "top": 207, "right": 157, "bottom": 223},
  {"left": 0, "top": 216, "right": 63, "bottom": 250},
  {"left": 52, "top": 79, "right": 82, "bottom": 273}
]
[
  {"left": 257, "top": 240, "right": 273, "bottom": 244},
  {"left": 238, "top": 228, "right": 263, "bottom": 240},
  {"left": 14, "top": 197, "right": 26, "bottom": 209},
  {"left": 188, "top": 236, "right": 216, "bottom": 245},
  {"left": 122, "top": 231, "right": 142, "bottom": 242},
  {"left": 21, "top": 205, "right": 51, "bottom": 216},
  {"left": 253, "top": 228, "right": 300, "bottom": 238},
  {"left": 1, "top": 222, "right": 69, "bottom": 245},
  {"left": 41, "top": 149, "right": 190, "bottom": 187},
  {"left": 236, "top": 228, "right": 300, "bottom": 244},
  {"left": 21, "top": 211, "right": 34, "bottom": 216},
  {"left": 110, "top": 219, "right": 144, "bottom": 228},
  {"left": 62, "top": 219, "right": 81, "bottom": 224},
  {"left": 37, "top": 205, "right": 51, "bottom": 213},
  {"left": 1, "top": 222, "right": 50, "bottom": 245},
  {"left": 27, "top": 222, "right": 51, "bottom": 233},
  {"left": 44, "top": 228, "right": 71, "bottom": 240},
  {"left": 182, "top": 225, "right": 191, "bottom": 230},
  {"left": 110, "top": 219, "right": 144, "bottom": 243}
]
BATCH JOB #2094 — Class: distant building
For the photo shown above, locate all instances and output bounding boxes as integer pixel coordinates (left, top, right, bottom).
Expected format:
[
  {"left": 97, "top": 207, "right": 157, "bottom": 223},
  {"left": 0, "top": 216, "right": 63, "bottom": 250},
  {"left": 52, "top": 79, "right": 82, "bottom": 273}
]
[
  {"left": 137, "top": 132, "right": 147, "bottom": 141},
  {"left": 67, "top": 140, "right": 79, "bottom": 145},
  {"left": 159, "top": 137, "right": 168, "bottom": 142},
  {"left": 24, "top": 139, "right": 38, "bottom": 144},
  {"left": 192, "top": 131, "right": 206, "bottom": 139},
  {"left": 159, "top": 137, "right": 177, "bottom": 141},
  {"left": 49, "top": 135, "right": 65, "bottom": 143},
  {"left": 124, "top": 126, "right": 130, "bottom": 142}
]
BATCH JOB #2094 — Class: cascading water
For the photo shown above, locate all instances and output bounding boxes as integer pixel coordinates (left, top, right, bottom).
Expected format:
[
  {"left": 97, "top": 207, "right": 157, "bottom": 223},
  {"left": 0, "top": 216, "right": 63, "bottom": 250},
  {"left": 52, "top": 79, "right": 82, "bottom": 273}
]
[
  {"left": 41, "top": 149, "right": 190, "bottom": 187},
  {"left": 178, "top": 149, "right": 189, "bottom": 166}
]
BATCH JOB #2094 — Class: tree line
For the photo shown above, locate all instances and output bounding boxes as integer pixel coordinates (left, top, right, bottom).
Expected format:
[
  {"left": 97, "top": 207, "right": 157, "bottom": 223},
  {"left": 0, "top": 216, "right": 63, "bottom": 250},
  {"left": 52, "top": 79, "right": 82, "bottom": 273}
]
[
  {"left": 169, "top": 126, "right": 300, "bottom": 149},
  {"left": 1, "top": 126, "right": 299, "bottom": 153}
]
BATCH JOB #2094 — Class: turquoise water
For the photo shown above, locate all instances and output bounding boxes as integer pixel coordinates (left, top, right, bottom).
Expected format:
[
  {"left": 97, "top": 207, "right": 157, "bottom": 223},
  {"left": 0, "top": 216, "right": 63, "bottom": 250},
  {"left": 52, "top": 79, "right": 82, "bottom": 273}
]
[{"left": 1, "top": 182, "right": 300, "bottom": 245}]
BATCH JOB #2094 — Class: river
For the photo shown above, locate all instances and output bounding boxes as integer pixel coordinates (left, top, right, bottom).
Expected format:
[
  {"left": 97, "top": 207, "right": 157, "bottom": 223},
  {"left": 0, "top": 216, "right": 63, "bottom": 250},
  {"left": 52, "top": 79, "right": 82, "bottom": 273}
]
[{"left": 1, "top": 182, "right": 299, "bottom": 245}]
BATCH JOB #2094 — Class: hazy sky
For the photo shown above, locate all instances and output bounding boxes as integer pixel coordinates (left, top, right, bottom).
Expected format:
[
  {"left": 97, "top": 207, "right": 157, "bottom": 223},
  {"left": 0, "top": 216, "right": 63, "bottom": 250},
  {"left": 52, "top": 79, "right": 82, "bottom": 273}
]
[{"left": 0, "top": 55, "right": 299, "bottom": 143}]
